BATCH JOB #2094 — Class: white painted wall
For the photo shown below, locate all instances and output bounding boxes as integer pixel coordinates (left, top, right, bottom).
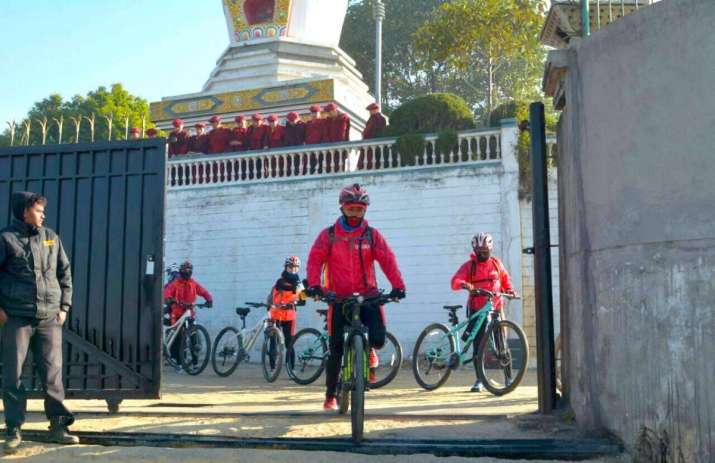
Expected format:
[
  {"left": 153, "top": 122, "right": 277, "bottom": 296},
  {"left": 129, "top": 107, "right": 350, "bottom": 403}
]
[{"left": 165, "top": 162, "right": 527, "bottom": 357}]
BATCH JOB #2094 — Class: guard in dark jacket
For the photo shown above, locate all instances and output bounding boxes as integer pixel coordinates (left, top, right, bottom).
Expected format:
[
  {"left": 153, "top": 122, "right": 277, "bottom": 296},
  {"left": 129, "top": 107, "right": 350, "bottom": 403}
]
[{"left": 0, "top": 192, "right": 79, "bottom": 453}]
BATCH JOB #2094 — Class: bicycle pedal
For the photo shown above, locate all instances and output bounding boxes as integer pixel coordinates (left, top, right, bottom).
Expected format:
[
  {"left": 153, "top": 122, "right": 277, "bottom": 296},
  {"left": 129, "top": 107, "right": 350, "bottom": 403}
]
[{"left": 448, "top": 353, "right": 460, "bottom": 369}]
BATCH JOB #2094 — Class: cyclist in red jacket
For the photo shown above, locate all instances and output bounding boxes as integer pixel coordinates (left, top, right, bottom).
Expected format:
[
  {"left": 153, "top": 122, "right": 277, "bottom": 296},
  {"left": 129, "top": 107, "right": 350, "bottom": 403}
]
[
  {"left": 306, "top": 184, "right": 406, "bottom": 411},
  {"left": 451, "top": 232, "right": 517, "bottom": 392},
  {"left": 163, "top": 261, "right": 213, "bottom": 369}
]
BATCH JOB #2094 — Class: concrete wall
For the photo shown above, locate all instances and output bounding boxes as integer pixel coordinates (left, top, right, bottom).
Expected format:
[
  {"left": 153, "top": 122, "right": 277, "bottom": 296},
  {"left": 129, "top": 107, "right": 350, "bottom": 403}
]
[
  {"left": 557, "top": 0, "right": 715, "bottom": 460},
  {"left": 165, "top": 157, "right": 527, "bottom": 358}
]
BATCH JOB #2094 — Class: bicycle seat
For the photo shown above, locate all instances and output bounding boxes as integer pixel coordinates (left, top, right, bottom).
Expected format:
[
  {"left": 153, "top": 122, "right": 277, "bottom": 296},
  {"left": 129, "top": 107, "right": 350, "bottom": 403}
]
[
  {"left": 235, "top": 307, "right": 251, "bottom": 317},
  {"left": 443, "top": 305, "right": 462, "bottom": 311},
  {"left": 316, "top": 309, "right": 328, "bottom": 317}
]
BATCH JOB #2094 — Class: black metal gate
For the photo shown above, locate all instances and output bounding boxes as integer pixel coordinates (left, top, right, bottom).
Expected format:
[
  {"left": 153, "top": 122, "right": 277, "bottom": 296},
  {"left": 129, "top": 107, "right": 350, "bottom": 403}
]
[{"left": 0, "top": 139, "right": 166, "bottom": 406}]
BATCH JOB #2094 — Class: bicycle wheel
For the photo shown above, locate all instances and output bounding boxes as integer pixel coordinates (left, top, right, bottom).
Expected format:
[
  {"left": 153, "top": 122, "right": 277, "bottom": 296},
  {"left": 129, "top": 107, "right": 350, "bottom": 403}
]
[
  {"left": 368, "top": 331, "right": 403, "bottom": 389},
  {"left": 350, "top": 335, "right": 366, "bottom": 443},
  {"left": 286, "top": 328, "right": 327, "bottom": 385},
  {"left": 412, "top": 323, "right": 455, "bottom": 390},
  {"left": 211, "top": 327, "right": 242, "bottom": 377},
  {"left": 261, "top": 326, "right": 284, "bottom": 383},
  {"left": 476, "top": 319, "right": 529, "bottom": 396},
  {"left": 180, "top": 324, "right": 211, "bottom": 375}
]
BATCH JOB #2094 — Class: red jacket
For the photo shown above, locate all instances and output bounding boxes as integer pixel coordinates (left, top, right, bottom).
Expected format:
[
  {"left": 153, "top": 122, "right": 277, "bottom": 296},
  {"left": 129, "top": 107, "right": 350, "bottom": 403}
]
[
  {"left": 325, "top": 113, "right": 351, "bottom": 143},
  {"left": 451, "top": 255, "right": 513, "bottom": 312},
  {"left": 207, "top": 127, "right": 232, "bottom": 154},
  {"left": 267, "top": 125, "right": 285, "bottom": 148},
  {"left": 163, "top": 277, "right": 213, "bottom": 323},
  {"left": 247, "top": 125, "right": 268, "bottom": 150},
  {"left": 362, "top": 113, "right": 387, "bottom": 139},
  {"left": 304, "top": 119, "right": 325, "bottom": 145},
  {"left": 168, "top": 129, "right": 191, "bottom": 156},
  {"left": 307, "top": 219, "right": 405, "bottom": 334}
]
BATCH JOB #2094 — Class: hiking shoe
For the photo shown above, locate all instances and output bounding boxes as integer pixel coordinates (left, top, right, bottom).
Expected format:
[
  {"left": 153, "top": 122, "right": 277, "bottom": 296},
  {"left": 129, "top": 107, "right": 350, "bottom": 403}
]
[
  {"left": 323, "top": 395, "right": 338, "bottom": 411},
  {"left": 3, "top": 428, "right": 21, "bottom": 453},
  {"left": 368, "top": 348, "right": 379, "bottom": 369},
  {"left": 470, "top": 381, "right": 485, "bottom": 393},
  {"left": 49, "top": 419, "right": 80, "bottom": 445}
]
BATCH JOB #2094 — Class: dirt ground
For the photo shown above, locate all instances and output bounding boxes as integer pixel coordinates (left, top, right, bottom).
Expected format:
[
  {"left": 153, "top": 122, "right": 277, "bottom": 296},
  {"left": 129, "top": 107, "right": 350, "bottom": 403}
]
[{"left": 1, "top": 366, "right": 626, "bottom": 462}]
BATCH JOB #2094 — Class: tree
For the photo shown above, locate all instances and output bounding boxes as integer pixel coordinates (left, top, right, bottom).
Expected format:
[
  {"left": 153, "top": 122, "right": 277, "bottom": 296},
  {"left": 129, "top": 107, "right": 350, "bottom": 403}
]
[
  {"left": 414, "top": 0, "right": 546, "bottom": 118},
  {"left": 1, "top": 83, "right": 155, "bottom": 146}
]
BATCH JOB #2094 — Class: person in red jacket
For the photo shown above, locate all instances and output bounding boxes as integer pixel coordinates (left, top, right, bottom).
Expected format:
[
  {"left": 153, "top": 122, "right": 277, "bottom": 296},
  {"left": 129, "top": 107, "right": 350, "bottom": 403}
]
[
  {"left": 246, "top": 114, "right": 268, "bottom": 150},
  {"left": 266, "top": 115, "right": 285, "bottom": 149},
  {"left": 168, "top": 119, "right": 190, "bottom": 157},
  {"left": 207, "top": 116, "right": 231, "bottom": 154},
  {"left": 451, "top": 232, "right": 517, "bottom": 392},
  {"left": 189, "top": 123, "right": 208, "bottom": 154},
  {"left": 267, "top": 256, "right": 305, "bottom": 371},
  {"left": 283, "top": 112, "right": 305, "bottom": 147},
  {"left": 323, "top": 103, "right": 351, "bottom": 143},
  {"left": 306, "top": 184, "right": 406, "bottom": 411},
  {"left": 228, "top": 115, "right": 248, "bottom": 152},
  {"left": 163, "top": 261, "right": 213, "bottom": 369}
]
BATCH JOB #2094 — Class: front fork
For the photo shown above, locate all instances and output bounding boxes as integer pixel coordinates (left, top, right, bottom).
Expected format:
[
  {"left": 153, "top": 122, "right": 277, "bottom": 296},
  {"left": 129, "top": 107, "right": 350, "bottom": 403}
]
[{"left": 341, "top": 327, "right": 369, "bottom": 391}]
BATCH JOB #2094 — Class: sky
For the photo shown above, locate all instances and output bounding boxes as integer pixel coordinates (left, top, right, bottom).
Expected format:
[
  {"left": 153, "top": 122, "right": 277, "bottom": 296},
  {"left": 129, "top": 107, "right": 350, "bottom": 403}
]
[{"left": 0, "top": 0, "right": 229, "bottom": 124}]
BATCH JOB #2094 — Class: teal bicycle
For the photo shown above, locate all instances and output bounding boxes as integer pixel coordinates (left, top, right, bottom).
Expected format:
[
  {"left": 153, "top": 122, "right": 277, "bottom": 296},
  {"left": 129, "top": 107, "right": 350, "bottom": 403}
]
[{"left": 411, "top": 288, "right": 528, "bottom": 396}]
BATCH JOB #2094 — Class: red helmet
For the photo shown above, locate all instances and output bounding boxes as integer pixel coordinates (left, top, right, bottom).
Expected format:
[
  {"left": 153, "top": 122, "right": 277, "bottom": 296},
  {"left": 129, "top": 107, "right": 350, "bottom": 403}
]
[{"left": 339, "top": 183, "right": 370, "bottom": 206}]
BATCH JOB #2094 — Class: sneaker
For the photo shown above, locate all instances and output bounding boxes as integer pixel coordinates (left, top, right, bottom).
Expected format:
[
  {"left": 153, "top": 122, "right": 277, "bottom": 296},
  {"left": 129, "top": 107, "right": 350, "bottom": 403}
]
[
  {"left": 368, "top": 348, "right": 379, "bottom": 369},
  {"left": 368, "top": 368, "right": 377, "bottom": 384},
  {"left": 174, "top": 365, "right": 183, "bottom": 374},
  {"left": 470, "top": 381, "right": 485, "bottom": 393},
  {"left": 49, "top": 419, "right": 80, "bottom": 445},
  {"left": 323, "top": 395, "right": 338, "bottom": 411},
  {"left": 3, "top": 427, "right": 21, "bottom": 453}
]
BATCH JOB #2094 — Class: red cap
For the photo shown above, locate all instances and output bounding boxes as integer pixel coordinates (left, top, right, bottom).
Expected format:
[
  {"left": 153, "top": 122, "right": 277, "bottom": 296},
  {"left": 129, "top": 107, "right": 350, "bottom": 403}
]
[
  {"left": 129, "top": 127, "right": 140, "bottom": 134},
  {"left": 267, "top": 114, "right": 278, "bottom": 122},
  {"left": 209, "top": 115, "right": 221, "bottom": 124},
  {"left": 234, "top": 115, "right": 245, "bottom": 123},
  {"left": 252, "top": 113, "right": 264, "bottom": 121},
  {"left": 172, "top": 118, "right": 184, "bottom": 128},
  {"left": 286, "top": 112, "right": 299, "bottom": 121},
  {"left": 366, "top": 103, "right": 380, "bottom": 111},
  {"left": 324, "top": 103, "right": 337, "bottom": 112},
  {"left": 194, "top": 122, "right": 205, "bottom": 128},
  {"left": 309, "top": 104, "right": 321, "bottom": 113},
  {"left": 146, "top": 128, "right": 158, "bottom": 136}
]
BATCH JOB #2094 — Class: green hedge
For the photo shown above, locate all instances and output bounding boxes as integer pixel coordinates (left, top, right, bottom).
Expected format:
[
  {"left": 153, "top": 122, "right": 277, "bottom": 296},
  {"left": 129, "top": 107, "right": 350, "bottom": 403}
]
[
  {"left": 396, "top": 133, "right": 426, "bottom": 166},
  {"left": 389, "top": 93, "right": 475, "bottom": 136}
]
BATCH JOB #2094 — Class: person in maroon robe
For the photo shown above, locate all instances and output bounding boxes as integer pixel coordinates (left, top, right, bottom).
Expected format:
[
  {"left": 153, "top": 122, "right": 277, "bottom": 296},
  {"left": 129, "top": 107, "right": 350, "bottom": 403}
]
[
  {"left": 146, "top": 128, "right": 158, "bottom": 139},
  {"left": 358, "top": 102, "right": 388, "bottom": 169},
  {"left": 168, "top": 119, "right": 190, "bottom": 157},
  {"left": 228, "top": 115, "right": 248, "bottom": 152},
  {"left": 207, "top": 115, "right": 231, "bottom": 154},
  {"left": 284, "top": 112, "right": 305, "bottom": 147},
  {"left": 247, "top": 114, "right": 269, "bottom": 150},
  {"left": 128, "top": 127, "right": 140, "bottom": 140},
  {"left": 304, "top": 105, "right": 325, "bottom": 145},
  {"left": 189, "top": 123, "right": 208, "bottom": 154},
  {"left": 323, "top": 103, "right": 351, "bottom": 143},
  {"left": 266, "top": 115, "right": 285, "bottom": 149}
]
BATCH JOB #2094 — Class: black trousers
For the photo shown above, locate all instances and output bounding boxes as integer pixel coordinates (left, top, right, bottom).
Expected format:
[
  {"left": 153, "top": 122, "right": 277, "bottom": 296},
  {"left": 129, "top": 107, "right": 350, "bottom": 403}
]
[
  {"left": 325, "top": 303, "right": 385, "bottom": 397},
  {"left": 465, "top": 308, "right": 489, "bottom": 380},
  {"left": 2, "top": 316, "right": 74, "bottom": 429},
  {"left": 268, "top": 319, "right": 296, "bottom": 369}
]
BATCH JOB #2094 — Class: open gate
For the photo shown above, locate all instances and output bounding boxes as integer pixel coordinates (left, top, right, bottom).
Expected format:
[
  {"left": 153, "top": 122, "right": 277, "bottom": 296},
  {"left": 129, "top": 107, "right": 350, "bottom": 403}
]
[{"left": 0, "top": 139, "right": 166, "bottom": 410}]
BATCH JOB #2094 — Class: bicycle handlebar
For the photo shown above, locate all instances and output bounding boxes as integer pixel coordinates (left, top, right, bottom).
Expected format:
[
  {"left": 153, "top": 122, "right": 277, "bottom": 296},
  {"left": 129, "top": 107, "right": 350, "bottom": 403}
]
[
  {"left": 318, "top": 290, "right": 400, "bottom": 307},
  {"left": 469, "top": 288, "right": 520, "bottom": 300},
  {"left": 168, "top": 301, "right": 211, "bottom": 309},
  {"left": 245, "top": 301, "right": 271, "bottom": 309}
]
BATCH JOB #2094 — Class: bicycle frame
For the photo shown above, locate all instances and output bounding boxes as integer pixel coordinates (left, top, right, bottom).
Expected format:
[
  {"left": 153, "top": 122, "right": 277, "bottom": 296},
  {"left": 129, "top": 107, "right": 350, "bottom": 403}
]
[
  {"left": 237, "top": 314, "right": 274, "bottom": 353},
  {"left": 163, "top": 310, "right": 194, "bottom": 351},
  {"left": 431, "top": 301, "right": 498, "bottom": 366}
]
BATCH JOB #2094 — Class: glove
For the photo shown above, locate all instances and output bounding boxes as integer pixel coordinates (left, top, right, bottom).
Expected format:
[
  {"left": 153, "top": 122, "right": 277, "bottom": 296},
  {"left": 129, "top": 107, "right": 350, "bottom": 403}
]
[
  {"left": 205, "top": 300, "right": 213, "bottom": 308},
  {"left": 305, "top": 286, "right": 324, "bottom": 299},
  {"left": 460, "top": 282, "right": 474, "bottom": 291},
  {"left": 389, "top": 288, "right": 406, "bottom": 300}
]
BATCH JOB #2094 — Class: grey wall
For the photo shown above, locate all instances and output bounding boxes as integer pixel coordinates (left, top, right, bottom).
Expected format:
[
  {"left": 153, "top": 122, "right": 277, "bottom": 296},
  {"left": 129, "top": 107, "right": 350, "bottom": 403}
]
[{"left": 557, "top": 0, "right": 715, "bottom": 461}]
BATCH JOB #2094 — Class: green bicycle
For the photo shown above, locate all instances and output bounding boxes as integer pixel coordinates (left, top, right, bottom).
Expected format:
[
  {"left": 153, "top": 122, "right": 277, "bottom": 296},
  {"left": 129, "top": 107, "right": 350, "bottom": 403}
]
[
  {"left": 412, "top": 288, "right": 528, "bottom": 396},
  {"left": 286, "top": 309, "right": 402, "bottom": 389}
]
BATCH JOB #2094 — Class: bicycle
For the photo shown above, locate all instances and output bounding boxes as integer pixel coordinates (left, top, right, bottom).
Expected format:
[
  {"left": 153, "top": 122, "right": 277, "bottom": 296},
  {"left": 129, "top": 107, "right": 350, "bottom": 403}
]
[
  {"left": 163, "top": 301, "right": 212, "bottom": 375},
  {"left": 287, "top": 308, "right": 403, "bottom": 389},
  {"left": 412, "top": 289, "right": 528, "bottom": 396},
  {"left": 210, "top": 302, "right": 286, "bottom": 382},
  {"left": 316, "top": 290, "right": 400, "bottom": 443}
]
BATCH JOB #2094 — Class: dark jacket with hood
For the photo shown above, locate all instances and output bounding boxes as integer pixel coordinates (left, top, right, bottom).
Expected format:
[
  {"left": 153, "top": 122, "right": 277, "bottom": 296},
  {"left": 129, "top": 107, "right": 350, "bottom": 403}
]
[{"left": 0, "top": 192, "right": 72, "bottom": 319}]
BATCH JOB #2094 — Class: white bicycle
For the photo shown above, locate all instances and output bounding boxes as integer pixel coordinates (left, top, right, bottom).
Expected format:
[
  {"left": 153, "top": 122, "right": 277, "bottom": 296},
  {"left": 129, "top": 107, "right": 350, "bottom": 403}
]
[
  {"left": 163, "top": 301, "right": 212, "bottom": 375},
  {"left": 211, "top": 302, "right": 288, "bottom": 382}
]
